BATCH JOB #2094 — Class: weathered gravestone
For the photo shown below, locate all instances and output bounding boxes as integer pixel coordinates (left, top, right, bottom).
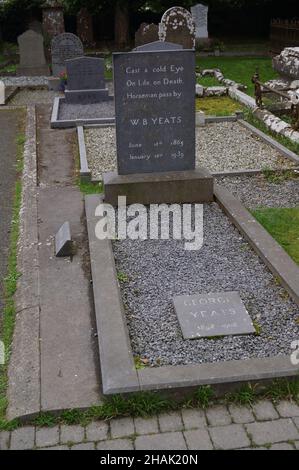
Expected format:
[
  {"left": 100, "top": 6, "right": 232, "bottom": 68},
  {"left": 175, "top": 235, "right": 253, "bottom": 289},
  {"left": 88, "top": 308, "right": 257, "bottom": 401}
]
[
  {"left": 113, "top": 40, "right": 195, "bottom": 174},
  {"left": 42, "top": 0, "right": 65, "bottom": 40},
  {"left": 135, "top": 23, "right": 159, "bottom": 48},
  {"left": 77, "top": 7, "right": 94, "bottom": 46},
  {"left": 191, "top": 4, "right": 209, "bottom": 42},
  {"left": 103, "top": 40, "right": 214, "bottom": 205},
  {"left": 273, "top": 47, "right": 299, "bottom": 81},
  {"left": 51, "top": 33, "right": 83, "bottom": 76},
  {"left": 159, "top": 7, "right": 195, "bottom": 50},
  {"left": 173, "top": 292, "right": 255, "bottom": 339},
  {"left": 17, "top": 30, "right": 50, "bottom": 76},
  {"left": 65, "top": 56, "right": 109, "bottom": 104},
  {"left": 0, "top": 81, "right": 5, "bottom": 105}
]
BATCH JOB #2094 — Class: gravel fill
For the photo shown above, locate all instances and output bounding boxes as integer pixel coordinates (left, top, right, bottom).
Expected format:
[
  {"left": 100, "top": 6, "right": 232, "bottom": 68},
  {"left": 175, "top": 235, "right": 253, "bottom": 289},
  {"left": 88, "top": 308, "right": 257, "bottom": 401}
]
[
  {"left": 9, "top": 89, "right": 62, "bottom": 105},
  {"left": 112, "top": 203, "right": 299, "bottom": 366},
  {"left": 216, "top": 174, "right": 299, "bottom": 209},
  {"left": 85, "top": 122, "right": 295, "bottom": 181},
  {"left": 58, "top": 99, "right": 115, "bottom": 121},
  {"left": 0, "top": 76, "right": 49, "bottom": 86}
]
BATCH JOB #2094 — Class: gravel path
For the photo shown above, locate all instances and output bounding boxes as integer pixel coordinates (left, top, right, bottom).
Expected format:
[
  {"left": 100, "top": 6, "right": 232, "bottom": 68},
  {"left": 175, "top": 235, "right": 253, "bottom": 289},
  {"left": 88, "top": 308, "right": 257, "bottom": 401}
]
[
  {"left": 9, "top": 89, "right": 62, "bottom": 105},
  {"left": 216, "top": 174, "right": 299, "bottom": 209},
  {"left": 85, "top": 122, "right": 295, "bottom": 181},
  {"left": 58, "top": 99, "right": 115, "bottom": 121},
  {"left": 113, "top": 202, "right": 299, "bottom": 366}
]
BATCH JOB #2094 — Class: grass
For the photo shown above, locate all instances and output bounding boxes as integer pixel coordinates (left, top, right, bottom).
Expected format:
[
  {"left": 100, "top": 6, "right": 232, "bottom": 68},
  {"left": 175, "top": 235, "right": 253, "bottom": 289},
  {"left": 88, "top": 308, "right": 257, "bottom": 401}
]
[
  {"left": 78, "top": 179, "right": 103, "bottom": 195},
  {"left": 196, "top": 96, "right": 243, "bottom": 116},
  {"left": 197, "top": 76, "right": 220, "bottom": 88},
  {"left": 251, "top": 207, "right": 299, "bottom": 265},
  {"left": 0, "top": 63, "right": 16, "bottom": 74},
  {"left": 0, "top": 111, "right": 26, "bottom": 429},
  {"left": 196, "top": 57, "right": 277, "bottom": 96},
  {"left": 0, "top": 378, "right": 298, "bottom": 430}
]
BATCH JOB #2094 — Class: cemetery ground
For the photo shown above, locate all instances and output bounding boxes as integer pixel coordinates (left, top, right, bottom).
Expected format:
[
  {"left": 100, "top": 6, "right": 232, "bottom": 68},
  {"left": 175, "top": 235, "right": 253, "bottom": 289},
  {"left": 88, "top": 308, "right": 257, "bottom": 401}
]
[{"left": 1, "top": 58, "right": 299, "bottom": 451}]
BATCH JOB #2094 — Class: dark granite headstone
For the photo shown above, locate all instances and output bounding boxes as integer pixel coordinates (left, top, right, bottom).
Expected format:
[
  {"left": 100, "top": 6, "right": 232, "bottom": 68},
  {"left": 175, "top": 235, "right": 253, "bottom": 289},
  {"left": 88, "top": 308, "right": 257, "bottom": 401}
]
[
  {"left": 51, "top": 33, "right": 83, "bottom": 76},
  {"left": 135, "top": 23, "right": 159, "bottom": 48},
  {"left": 17, "top": 30, "right": 50, "bottom": 76},
  {"left": 159, "top": 6, "right": 196, "bottom": 49},
  {"left": 113, "top": 41, "right": 195, "bottom": 175},
  {"left": 65, "top": 56, "right": 109, "bottom": 104},
  {"left": 173, "top": 292, "right": 255, "bottom": 339}
]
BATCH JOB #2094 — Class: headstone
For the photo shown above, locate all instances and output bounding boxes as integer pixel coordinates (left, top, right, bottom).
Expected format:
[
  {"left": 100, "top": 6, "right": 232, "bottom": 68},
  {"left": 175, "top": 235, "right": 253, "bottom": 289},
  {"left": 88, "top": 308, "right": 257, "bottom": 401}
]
[
  {"left": 191, "top": 4, "right": 209, "bottom": 40},
  {"left": 55, "top": 221, "right": 73, "bottom": 257},
  {"left": 65, "top": 57, "right": 109, "bottom": 104},
  {"left": 42, "top": 0, "right": 65, "bottom": 41},
  {"left": 0, "top": 81, "right": 5, "bottom": 105},
  {"left": 113, "top": 41, "right": 195, "bottom": 175},
  {"left": 159, "top": 7, "right": 196, "bottom": 50},
  {"left": 51, "top": 33, "right": 84, "bottom": 76},
  {"left": 135, "top": 23, "right": 159, "bottom": 48},
  {"left": 173, "top": 292, "right": 255, "bottom": 339},
  {"left": 77, "top": 7, "right": 94, "bottom": 46},
  {"left": 17, "top": 30, "right": 50, "bottom": 76}
]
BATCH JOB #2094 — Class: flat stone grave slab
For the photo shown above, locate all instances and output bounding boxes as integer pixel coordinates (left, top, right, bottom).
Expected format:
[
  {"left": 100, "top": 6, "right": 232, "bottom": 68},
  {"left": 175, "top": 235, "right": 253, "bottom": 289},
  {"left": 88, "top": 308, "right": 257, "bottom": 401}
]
[
  {"left": 173, "top": 292, "right": 255, "bottom": 339},
  {"left": 113, "top": 41, "right": 195, "bottom": 175}
]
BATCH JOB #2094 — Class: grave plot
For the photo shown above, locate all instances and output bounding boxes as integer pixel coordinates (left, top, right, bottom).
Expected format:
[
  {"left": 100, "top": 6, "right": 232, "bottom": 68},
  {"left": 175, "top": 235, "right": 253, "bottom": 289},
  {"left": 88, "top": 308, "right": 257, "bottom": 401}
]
[
  {"left": 8, "top": 87, "right": 62, "bottom": 105},
  {"left": 84, "top": 121, "right": 296, "bottom": 181},
  {"left": 111, "top": 203, "right": 298, "bottom": 367}
]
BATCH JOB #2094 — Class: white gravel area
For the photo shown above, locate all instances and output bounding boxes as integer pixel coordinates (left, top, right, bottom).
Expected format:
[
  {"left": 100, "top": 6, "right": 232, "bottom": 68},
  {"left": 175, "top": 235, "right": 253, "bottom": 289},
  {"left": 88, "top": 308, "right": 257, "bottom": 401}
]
[
  {"left": 9, "top": 89, "right": 62, "bottom": 105},
  {"left": 113, "top": 202, "right": 299, "bottom": 366},
  {"left": 216, "top": 174, "right": 299, "bottom": 209},
  {"left": 85, "top": 122, "right": 295, "bottom": 181}
]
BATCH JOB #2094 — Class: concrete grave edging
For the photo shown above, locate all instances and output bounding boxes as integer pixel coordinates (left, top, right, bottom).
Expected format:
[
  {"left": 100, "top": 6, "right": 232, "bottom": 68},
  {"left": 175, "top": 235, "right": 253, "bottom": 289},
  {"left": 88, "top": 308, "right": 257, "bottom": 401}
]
[
  {"left": 7, "top": 106, "right": 41, "bottom": 421},
  {"left": 77, "top": 125, "right": 91, "bottom": 181},
  {"left": 85, "top": 192, "right": 299, "bottom": 396},
  {"left": 51, "top": 97, "right": 115, "bottom": 129}
]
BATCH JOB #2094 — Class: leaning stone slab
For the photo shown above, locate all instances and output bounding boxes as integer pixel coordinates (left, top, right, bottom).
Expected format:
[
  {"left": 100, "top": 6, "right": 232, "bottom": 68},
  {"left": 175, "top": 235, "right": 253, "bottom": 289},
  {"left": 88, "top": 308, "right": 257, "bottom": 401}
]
[
  {"left": 0, "top": 81, "right": 5, "bottom": 105},
  {"left": 55, "top": 221, "right": 73, "bottom": 257}
]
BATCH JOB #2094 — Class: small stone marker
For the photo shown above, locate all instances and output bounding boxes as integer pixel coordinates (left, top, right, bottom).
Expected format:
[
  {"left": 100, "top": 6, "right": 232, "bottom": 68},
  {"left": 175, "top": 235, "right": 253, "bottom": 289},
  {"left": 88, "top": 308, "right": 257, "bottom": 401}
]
[
  {"left": 113, "top": 40, "right": 195, "bottom": 175},
  {"left": 65, "top": 56, "right": 109, "bottom": 104},
  {"left": 51, "top": 33, "right": 83, "bottom": 77},
  {"left": 17, "top": 29, "right": 49, "bottom": 76},
  {"left": 191, "top": 4, "right": 209, "bottom": 41},
  {"left": 55, "top": 221, "right": 73, "bottom": 257},
  {"left": 159, "top": 7, "right": 196, "bottom": 49},
  {"left": 173, "top": 292, "right": 255, "bottom": 339},
  {"left": 0, "top": 81, "right": 5, "bottom": 105}
]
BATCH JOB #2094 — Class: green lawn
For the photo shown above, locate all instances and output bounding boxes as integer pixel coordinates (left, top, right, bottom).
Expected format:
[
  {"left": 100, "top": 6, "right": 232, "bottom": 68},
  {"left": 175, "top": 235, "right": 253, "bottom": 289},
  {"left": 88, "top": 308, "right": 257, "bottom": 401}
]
[
  {"left": 252, "top": 207, "right": 299, "bottom": 265},
  {"left": 196, "top": 96, "right": 243, "bottom": 116},
  {"left": 196, "top": 57, "right": 277, "bottom": 96}
]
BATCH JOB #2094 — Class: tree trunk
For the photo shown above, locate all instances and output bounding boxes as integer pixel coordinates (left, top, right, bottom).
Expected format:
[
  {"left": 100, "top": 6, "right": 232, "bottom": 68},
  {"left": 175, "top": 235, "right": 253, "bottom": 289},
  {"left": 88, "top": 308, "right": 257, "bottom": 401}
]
[{"left": 114, "top": 1, "right": 129, "bottom": 48}]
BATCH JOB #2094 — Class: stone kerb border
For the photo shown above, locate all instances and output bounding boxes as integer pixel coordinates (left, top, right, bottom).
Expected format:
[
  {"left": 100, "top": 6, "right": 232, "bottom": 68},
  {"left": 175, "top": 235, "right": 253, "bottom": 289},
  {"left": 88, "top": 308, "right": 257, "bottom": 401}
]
[
  {"left": 7, "top": 106, "right": 41, "bottom": 421},
  {"left": 85, "top": 191, "right": 299, "bottom": 396}
]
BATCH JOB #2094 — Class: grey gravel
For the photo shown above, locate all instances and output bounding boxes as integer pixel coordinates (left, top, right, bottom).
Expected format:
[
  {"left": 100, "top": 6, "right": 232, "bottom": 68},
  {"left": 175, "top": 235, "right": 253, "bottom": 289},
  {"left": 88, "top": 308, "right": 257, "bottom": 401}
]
[
  {"left": 58, "top": 99, "right": 115, "bottom": 121},
  {"left": 112, "top": 203, "right": 299, "bottom": 366},
  {"left": 9, "top": 89, "right": 62, "bottom": 105},
  {"left": 0, "top": 76, "right": 49, "bottom": 87},
  {"left": 216, "top": 174, "right": 299, "bottom": 209},
  {"left": 85, "top": 121, "right": 295, "bottom": 181}
]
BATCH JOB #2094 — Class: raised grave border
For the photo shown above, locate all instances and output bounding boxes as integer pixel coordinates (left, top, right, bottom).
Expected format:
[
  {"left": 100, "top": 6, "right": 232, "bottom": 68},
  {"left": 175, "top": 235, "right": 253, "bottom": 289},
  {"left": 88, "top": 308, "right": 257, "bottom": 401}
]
[
  {"left": 85, "top": 191, "right": 299, "bottom": 395},
  {"left": 78, "top": 118, "right": 299, "bottom": 183}
]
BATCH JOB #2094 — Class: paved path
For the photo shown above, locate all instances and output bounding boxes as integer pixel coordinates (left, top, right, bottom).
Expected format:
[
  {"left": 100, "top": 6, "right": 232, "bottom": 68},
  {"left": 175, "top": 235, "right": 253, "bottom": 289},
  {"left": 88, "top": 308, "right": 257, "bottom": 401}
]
[
  {"left": 0, "top": 110, "right": 19, "bottom": 319},
  {"left": 1, "top": 400, "right": 299, "bottom": 450}
]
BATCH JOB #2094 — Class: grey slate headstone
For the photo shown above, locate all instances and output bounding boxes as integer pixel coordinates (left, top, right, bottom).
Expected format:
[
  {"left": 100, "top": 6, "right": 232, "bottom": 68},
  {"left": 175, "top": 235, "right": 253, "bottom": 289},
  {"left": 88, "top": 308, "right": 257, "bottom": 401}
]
[
  {"left": 113, "top": 42, "right": 196, "bottom": 175},
  {"left": 65, "top": 56, "right": 109, "bottom": 104},
  {"left": 17, "top": 29, "right": 49, "bottom": 76},
  {"left": 173, "top": 292, "right": 255, "bottom": 339},
  {"left": 51, "top": 33, "right": 83, "bottom": 76},
  {"left": 55, "top": 221, "right": 73, "bottom": 257}
]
